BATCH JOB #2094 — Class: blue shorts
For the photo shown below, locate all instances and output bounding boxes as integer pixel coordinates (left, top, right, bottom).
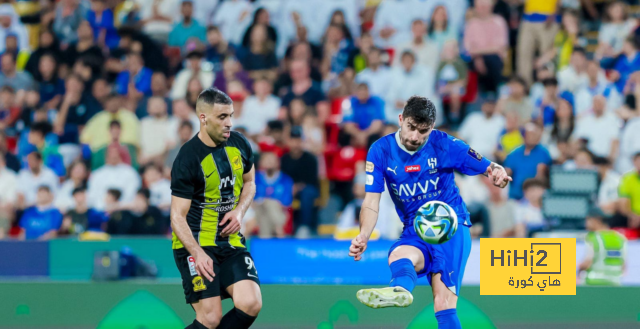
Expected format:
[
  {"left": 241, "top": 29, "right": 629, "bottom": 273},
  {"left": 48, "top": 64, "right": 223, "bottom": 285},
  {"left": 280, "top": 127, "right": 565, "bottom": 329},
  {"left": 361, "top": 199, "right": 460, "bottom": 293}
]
[{"left": 388, "top": 223, "right": 471, "bottom": 295}]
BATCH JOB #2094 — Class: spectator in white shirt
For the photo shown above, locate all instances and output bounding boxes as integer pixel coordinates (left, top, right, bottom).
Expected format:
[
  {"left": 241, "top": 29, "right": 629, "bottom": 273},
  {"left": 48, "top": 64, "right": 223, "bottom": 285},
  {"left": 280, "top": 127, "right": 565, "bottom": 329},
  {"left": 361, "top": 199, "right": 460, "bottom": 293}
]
[
  {"left": 235, "top": 78, "right": 280, "bottom": 136},
  {"left": 87, "top": 146, "right": 141, "bottom": 210},
  {"left": 170, "top": 50, "right": 215, "bottom": 100},
  {"left": 557, "top": 48, "right": 590, "bottom": 94},
  {"left": 574, "top": 61, "right": 622, "bottom": 118},
  {"left": 135, "top": 0, "right": 180, "bottom": 42},
  {"left": 355, "top": 48, "right": 391, "bottom": 98},
  {"left": 392, "top": 19, "right": 439, "bottom": 73},
  {"left": 142, "top": 164, "right": 171, "bottom": 214},
  {"left": 17, "top": 152, "right": 59, "bottom": 209},
  {"left": 168, "top": 99, "right": 200, "bottom": 141},
  {"left": 594, "top": 156, "right": 621, "bottom": 215},
  {"left": 0, "top": 4, "right": 30, "bottom": 53},
  {"left": 514, "top": 178, "right": 547, "bottom": 238},
  {"left": 0, "top": 155, "right": 17, "bottom": 238},
  {"left": 55, "top": 160, "right": 89, "bottom": 212},
  {"left": 211, "top": 0, "right": 253, "bottom": 46},
  {"left": 458, "top": 98, "right": 505, "bottom": 158},
  {"left": 573, "top": 95, "right": 621, "bottom": 162},
  {"left": 385, "top": 50, "right": 439, "bottom": 123},
  {"left": 596, "top": 1, "right": 636, "bottom": 58},
  {"left": 616, "top": 116, "right": 640, "bottom": 174},
  {"left": 140, "top": 97, "right": 176, "bottom": 164}
]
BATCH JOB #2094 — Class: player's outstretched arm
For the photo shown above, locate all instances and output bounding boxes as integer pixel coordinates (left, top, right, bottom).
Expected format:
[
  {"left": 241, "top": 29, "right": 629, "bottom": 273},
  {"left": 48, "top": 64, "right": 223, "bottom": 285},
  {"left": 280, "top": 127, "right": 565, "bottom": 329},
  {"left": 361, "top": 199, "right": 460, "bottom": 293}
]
[
  {"left": 484, "top": 162, "right": 512, "bottom": 189},
  {"left": 349, "top": 192, "right": 381, "bottom": 261},
  {"left": 220, "top": 165, "right": 256, "bottom": 236},
  {"left": 171, "top": 195, "right": 215, "bottom": 282}
]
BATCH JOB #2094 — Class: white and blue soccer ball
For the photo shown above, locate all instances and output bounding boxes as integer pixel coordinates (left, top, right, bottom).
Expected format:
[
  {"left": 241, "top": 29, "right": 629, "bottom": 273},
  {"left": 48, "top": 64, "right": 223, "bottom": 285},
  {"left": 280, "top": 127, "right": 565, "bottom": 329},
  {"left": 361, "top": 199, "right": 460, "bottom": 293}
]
[{"left": 413, "top": 201, "right": 458, "bottom": 244}]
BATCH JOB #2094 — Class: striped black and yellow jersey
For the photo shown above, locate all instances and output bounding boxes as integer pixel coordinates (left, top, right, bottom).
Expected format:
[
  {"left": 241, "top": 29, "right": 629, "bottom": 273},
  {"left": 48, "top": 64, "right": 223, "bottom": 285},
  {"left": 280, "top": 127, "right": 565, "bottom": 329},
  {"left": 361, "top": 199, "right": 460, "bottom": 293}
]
[{"left": 170, "top": 131, "right": 253, "bottom": 250}]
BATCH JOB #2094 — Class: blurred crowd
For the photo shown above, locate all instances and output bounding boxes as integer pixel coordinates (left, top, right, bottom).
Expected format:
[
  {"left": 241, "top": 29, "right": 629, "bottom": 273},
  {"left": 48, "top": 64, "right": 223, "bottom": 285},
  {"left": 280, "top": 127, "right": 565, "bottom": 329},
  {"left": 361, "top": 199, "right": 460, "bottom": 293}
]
[{"left": 0, "top": 0, "right": 639, "bottom": 242}]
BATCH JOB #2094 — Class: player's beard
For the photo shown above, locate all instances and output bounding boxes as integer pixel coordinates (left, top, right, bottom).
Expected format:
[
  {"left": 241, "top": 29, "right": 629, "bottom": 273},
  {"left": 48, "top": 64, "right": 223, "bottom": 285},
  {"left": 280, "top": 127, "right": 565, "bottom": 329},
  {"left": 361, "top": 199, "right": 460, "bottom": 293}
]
[
  {"left": 399, "top": 129, "right": 425, "bottom": 151},
  {"left": 205, "top": 123, "right": 230, "bottom": 145}
]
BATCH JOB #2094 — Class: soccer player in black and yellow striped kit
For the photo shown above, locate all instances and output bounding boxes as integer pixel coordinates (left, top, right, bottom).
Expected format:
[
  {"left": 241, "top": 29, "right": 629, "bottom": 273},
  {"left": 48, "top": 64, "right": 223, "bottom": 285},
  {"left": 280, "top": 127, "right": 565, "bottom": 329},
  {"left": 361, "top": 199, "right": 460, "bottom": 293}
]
[{"left": 171, "top": 88, "right": 260, "bottom": 329}]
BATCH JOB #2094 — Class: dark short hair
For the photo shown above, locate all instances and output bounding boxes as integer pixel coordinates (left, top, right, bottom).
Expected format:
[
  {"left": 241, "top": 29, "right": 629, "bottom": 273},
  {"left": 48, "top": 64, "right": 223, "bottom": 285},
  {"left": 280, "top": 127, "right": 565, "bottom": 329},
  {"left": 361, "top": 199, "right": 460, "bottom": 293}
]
[
  {"left": 356, "top": 82, "right": 369, "bottom": 90},
  {"left": 29, "top": 151, "right": 42, "bottom": 161},
  {"left": 542, "top": 77, "right": 559, "bottom": 87},
  {"left": 634, "top": 151, "right": 640, "bottom": 160},
  {"left": 72, "top": 187, "right": 87, "bottom": 195},
  {"left": 109, "top": 120, "right": 121, "bottom": 129},
  {"left": 401, "top": 50, "right": 416, "bottom": 61},
  {"left": 197, "top": 88, "right": 232, "bottom": 108},
  {"left": 30, "top": 122, "right": 52, "bottom": 136},
  {"left": 37, "top": 185, "right": 51, "bottom": 193},
  {"left": 522, "top": 178, "right": 547, "bottom": 191},
  {"left": 267, "top": 120, "right": 284, "bottom": 132},
  {"left": 402, "top": 96, "right": 436, "bottom": 127},
  {"left": 179, "top": 120, "right": 193, "bottom": 131},
  {"left": 107, "top": 189, "right": 122, "bottom": 201},
  {"left": 593, "top": 155, "right": 610, "bottom": 166},
  {"left": 0, "top": 85, "right": 14, "bottom": 93},
  {"left": 137, "top": 188, "right": 150, "bottom": 200}
]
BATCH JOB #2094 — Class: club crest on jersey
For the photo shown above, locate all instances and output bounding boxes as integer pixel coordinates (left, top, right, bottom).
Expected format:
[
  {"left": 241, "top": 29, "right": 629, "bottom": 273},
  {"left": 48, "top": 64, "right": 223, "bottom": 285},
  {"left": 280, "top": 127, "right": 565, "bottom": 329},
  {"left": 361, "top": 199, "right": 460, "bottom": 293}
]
[
  {"left": 366, "top": 161, "right": 374, "bottom": 173},
  {"left": 405, "top": 165, "right": 421, "bottom": 173},
  {"left": 468, "top": 148, "right": 483, "bottom": 161},
  {"left": 231, "top": 155, "right": 243, "bottom": 170}
]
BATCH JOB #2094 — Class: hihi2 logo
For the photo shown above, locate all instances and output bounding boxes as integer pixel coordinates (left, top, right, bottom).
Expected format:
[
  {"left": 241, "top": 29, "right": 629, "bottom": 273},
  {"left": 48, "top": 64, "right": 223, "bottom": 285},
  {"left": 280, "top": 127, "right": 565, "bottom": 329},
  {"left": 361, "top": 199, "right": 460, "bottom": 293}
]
[{"left": 480, "top": 239, "right": 576, "bottom": 295}]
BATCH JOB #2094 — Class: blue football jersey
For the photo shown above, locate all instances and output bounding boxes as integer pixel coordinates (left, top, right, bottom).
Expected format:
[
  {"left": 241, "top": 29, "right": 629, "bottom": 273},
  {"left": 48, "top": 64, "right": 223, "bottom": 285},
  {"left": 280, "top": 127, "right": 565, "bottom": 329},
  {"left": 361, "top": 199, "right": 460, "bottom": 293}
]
[{"left": 365, "top": 130, "right": 491, "bottom": 226}]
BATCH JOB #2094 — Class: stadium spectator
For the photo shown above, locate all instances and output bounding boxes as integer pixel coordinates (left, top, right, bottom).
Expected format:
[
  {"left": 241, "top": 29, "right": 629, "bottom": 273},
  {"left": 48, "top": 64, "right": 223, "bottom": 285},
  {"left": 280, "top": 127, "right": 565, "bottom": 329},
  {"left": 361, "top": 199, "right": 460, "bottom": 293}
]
[
  {"left": 393, "top": 19, "right": 438, "bottom": 72},
  {"left": 168, "top": 99, "right": 199, "bottom": 140},
  {"left": 594, "top": 157, "right": 621, "bottom": 216},
  {"left": 557, "top": 48, "right": 589, "bottom": 94},
  {"left": 205, "top": 26, "right": 236, "bottom": 74},
  {"left": 143, "top": 164, "right": 171, "bottom": 214},
  {"left": 0, "top": 155, "right": 17, "bottom": 238},
  {"left": 241, "top": 7, "right": 277, "bottom": 49},
  {"left": 0, "top": 86, "right": 20, "bottom": 133},
  {"left": 516, "top": 0, "right": 559, "bottom": 85},
  {"left": 91, "top": 120, "right": 137, "bottom": 170},
  {"left": 575, "top": 60, "right": 622, "bottom": 117},
  {"left": 0, "top": 4, "right": 30, "bottom": 54},
  {"left": 427, "top": 5, "right": 457, "bottom": 53},
  {"left": 496, "top": 111, "right": 524, "bottom": 162},
  {"left": 619, "top": 152, "right": 640, "bottom": 228},
  {"left": 237, "top": 78, "right": 280, "bottom": 136},
  {"left": 135, "top": 0, "right": 179, "bottom": 42},
  {"left": 140, "top": 97, "right": 175, "bottom": 165},
  {"left": 574, "top": 95, "right": 621, "bottom": 161},
  {"left": 542, "top": 95, "right": 575, "bottom": 160},
  {"left": 342, "top": 83, "right": 385, "bottom": 147},
  {"left": 238, "top": 24, "right": 278, "bottom": 81},
  {"left": 287, "top": 98, "right": 308, "bottom": 127},
  {"left": 281, "top": 127, "right": 319, "bottom": 237},
  {"left": 115, "top": 52, "right": 153, "bottom": 97},
  {"left": 165, "top": 120, "right": 193, "bottom": 170},
  {"left": 532, "top": 77, "right": 570, "bottom": 127},
  {"left": 136, "top": 72, "right": 172, "bottom": 119},
  {"left": 0, "top": 132, "right": 19, "bottom": 173},
  {"left": 617, "top": 116, "right": 640, "bottom": 174},
  {"left": 254, "top": 152, "right": 293, "bottom": 238},
  {"left": 321, "top": 23, "right": 355, "bottom": 77},
  {"left": 458, "top": 97, "right": 504, "bottom": 159},
  {"left": 0, "top": 52, "right": 35, "bottom": 93},
  {"left": 59, "top": 187, "right": 108, "bottom": 235},
  {"left": 80, "top": 94, "right": 140, "bottom": 151},
  {"left": 55, "top": 160, "right": 89, "bottom": 212},
  {"left": 355, "top": 48, "right": 391, "bottom": 98},
  {"left": 87, "top": 0, "right": 119, "bottom": 49},
  {"left": 167, "top": 0, "right": 206, "bottom": 49},
  {"left": 601, "top": 36, "right": 640, "bottom": 93},
  {"left": 536, "top": 10, "right": 583, "bottom": 72},
  {"left": 60, "top": 21, "right": 104, "bottom": 74},
  {"left": 106, "top": 188, "right": 166, "bottom": 235},
  {"left": 18, "top": 186, "right": 62, "bottom": 240},
  {"left": 280, "top": 60, "right": 328, "bottom": 120},
  {"left": 52, "top": 0, "right": 87, "bottom": 46},
  {"left": 213, "top": 56, "right": 253, "bottom": 94},
  {"left": 170, "top": 50, "right": 214, "bottom": 100},
  {"left": 87, "top": 145, "right": 141, "bottom": 210},
  {"left": 54, "top": 74, "right": 102, "bottom": 144},
  {"left": 464, "top": 0, "right": 508, "bottom": 94},
  {"left": 482, "top": 175, "right": 516, "bottom": 237},
  {"left": 499, "top": 76, "right": 533, "bottom": 126},
  {"left": 504, "top": 123, "right": 552, "bottom": 200},
  {"left": 596, "top": 1, "right": 636, "bottom": 59},
  {"left": 185, "top": 77, "right": 204, "bottom": 109},
  {"left": 347, "top": 32, "right": 373, "bottom": 73},
  {"left": 514, "top": 178, "right": 547, "bottom": 237},
  {"left": 386, "top": 50, "right": 437, "bottom": 122},
  {"left": 24, "top": 30, "right": 61, "bottom": 80},
  {"left": 436, "top": 40, "right": 468, "bottom": 125},
  {"left": 26, "top": 122, "right": 65, "bottom": 177}
]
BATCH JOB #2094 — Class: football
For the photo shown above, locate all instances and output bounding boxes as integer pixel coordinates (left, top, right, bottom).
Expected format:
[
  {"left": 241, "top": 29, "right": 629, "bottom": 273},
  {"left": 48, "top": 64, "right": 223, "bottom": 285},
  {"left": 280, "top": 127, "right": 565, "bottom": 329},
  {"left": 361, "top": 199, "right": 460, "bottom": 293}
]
[{"left": 413, "top": 201, "right": 458, "bottom": 244}]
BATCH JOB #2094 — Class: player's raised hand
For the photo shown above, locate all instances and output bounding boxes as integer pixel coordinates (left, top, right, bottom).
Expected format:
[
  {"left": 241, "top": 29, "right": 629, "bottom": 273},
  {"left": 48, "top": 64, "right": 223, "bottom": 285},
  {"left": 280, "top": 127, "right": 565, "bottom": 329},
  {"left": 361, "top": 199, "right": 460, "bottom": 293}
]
[
  {"left": 487, "top": 165, "right": 512, "bottom": 189},
  {"left": 219, "top": 209, "right": 242, "bottom": 237},
  {"left": 349, "top": 234, "right": 368, "bottom": 261},
  {"left": 194, "top": 250, "right": 215, "bottom": 282}
]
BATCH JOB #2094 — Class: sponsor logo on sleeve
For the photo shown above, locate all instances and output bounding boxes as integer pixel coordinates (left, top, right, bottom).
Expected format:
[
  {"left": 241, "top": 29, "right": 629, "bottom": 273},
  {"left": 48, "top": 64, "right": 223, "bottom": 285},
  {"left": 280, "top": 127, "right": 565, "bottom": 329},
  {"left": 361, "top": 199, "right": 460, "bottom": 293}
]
[
  {"left": 468, "top": 148, "right": 483, "bottom": 161},
  {"left": 366, "top": 161, "right": 374, "bottom": 173},
  {"left": 366, "top": 174, "right": 374, "bottom": 185}
]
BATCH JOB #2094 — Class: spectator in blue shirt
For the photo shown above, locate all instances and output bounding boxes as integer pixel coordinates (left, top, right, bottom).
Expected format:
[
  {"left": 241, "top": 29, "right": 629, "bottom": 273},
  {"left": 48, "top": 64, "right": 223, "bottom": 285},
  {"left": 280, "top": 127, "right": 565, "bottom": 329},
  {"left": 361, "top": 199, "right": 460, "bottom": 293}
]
[
  {"left": 504, "top": 123, "right": 553, "bottom": 200},
  {"left": 36, "top": 53, "right": 65, "bottom": 110},
  {"left": 601, "top": 36, "right": 640, "bottom": 93},
  {"left": 115, "top": 52, "right": 153, "bottom": 97},
  {"left": 86, "top": 0, "right": 119, "bottom": 50},
  {"left": 167, "top": 0, "right": 206, "bottom": 50},
  {"left": 343, "top": 83, "right": 385, "bottom": 147},
  {"left": 254, "top": 152, "right": 293, "bottom": 238},
  {"left": 19, "top": 186, "right": 63, "bottom": 240}
]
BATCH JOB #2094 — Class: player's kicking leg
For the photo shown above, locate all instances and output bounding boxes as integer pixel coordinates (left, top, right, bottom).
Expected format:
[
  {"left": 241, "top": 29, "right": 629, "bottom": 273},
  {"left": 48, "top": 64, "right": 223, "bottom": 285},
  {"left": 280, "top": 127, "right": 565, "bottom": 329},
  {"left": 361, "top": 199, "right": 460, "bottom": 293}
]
[
  {"left": 356, "top": 245, "right": 424, "bottom": 308},
  {"left": 189, "top": 297, "right": 222, "bottom": 328}
]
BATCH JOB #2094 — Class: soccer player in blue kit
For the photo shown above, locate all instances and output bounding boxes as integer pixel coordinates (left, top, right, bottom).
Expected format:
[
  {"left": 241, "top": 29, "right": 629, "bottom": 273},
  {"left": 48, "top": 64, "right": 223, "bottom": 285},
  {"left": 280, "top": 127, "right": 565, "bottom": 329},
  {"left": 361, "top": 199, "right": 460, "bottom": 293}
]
[{"left": 348, "top": 96, "right": 511, "bottom": 328}]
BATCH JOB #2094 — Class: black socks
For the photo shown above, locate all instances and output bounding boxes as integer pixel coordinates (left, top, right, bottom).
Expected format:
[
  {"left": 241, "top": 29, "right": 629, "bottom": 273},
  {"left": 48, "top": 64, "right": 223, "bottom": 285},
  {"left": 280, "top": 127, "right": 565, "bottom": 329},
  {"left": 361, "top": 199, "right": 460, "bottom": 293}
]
[{"left": 217, "top": 307, "right": 257, "bottom": 329}]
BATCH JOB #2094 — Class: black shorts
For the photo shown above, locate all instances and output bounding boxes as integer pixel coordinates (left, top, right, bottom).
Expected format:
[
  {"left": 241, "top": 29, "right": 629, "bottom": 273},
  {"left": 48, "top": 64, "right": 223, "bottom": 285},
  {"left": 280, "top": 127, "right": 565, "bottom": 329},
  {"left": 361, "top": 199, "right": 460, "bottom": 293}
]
[{"left": 173, "top": 246, "right": 260, "bottom": 304}]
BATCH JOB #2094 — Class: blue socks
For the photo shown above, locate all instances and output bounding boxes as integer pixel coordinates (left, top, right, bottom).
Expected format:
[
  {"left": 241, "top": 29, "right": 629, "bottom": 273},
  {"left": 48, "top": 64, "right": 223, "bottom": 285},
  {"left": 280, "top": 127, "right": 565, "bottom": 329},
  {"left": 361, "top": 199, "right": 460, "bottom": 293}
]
[
  {"left": 435, "top": 309, "right": 461, "bottom": 329},
  {"left": 389, "top": 259, "right": 417, "bottom": 293}
]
